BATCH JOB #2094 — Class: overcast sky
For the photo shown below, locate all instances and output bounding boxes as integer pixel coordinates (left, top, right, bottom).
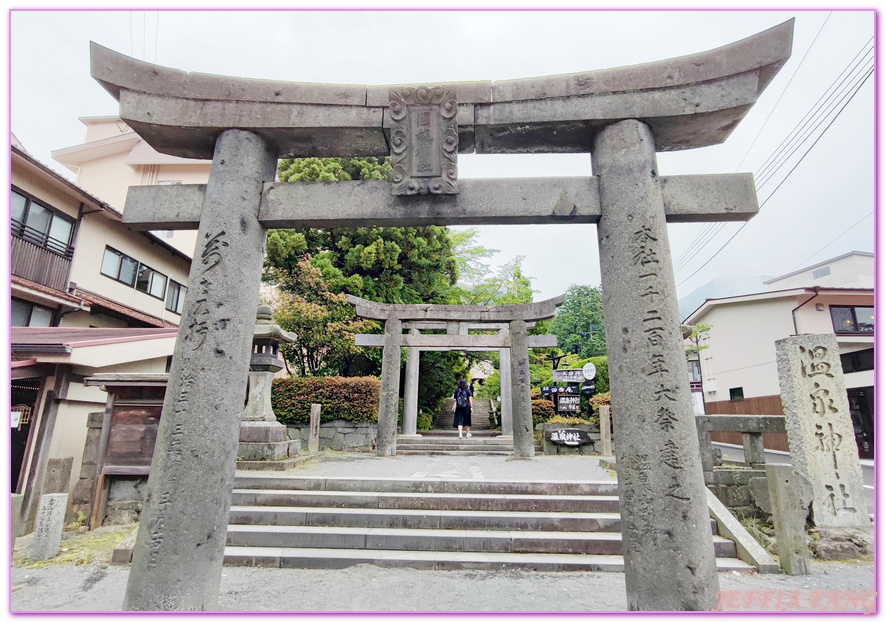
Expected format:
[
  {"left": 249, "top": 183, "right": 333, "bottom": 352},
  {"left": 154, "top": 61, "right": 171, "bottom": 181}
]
[{"left": 8, "top": 9, "right": 876, "bottom": 302}]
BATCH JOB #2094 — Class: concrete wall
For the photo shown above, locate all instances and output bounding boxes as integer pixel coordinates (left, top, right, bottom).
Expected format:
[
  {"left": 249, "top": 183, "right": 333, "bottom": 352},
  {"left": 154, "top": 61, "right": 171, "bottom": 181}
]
[
  {"left": 765, "top": 253, "right": 874, "bottom": 290},
  {"left": 696, "top": 292, "right": 873, "bottom": 403},
  {"left": 698, "top": 298, "right": 797, "bottom": 403},
  {"left": 67, "top": 212, "right": 191, "bottom": 326}
]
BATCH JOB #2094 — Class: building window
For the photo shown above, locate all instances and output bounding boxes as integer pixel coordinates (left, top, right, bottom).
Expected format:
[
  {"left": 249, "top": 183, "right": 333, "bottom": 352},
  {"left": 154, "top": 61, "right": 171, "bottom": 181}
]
[
  {"left": 11, "top": 298, "right": 54, "bottom": 327},
  {"left": 101, "top": 246, "right": 170, "bottom": 300},
  {"left": 11, "top": 187, "right": 76, "bottom": 258},
  {"left": 840, "top": 348, "right": 874, "bottom": 374},
  {"left": 729, "top": 387, "right": 744, "bottom": 401},
  {"left": 165, "top": 280, "right": 186, "bottom": 315},
  {"left": 830, "top": 306, "right": 874, "bottom": 334},
  {"left": 812, "top": 266, "right": 831, "bottom": 279},
  {"left": 101, "top": 247, "right": 139, "bottom": 286},
  {"left": 136, "top": 263, "right": 167, "bottom": 300}
]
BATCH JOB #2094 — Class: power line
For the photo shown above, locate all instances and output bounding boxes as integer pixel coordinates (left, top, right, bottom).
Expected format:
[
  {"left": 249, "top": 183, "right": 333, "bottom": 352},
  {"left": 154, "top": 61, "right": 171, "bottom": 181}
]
[
  {"left": 673, "top": 15, "right": 833, "bottom": 272},
  {"left": 734, "top": 12, "right": 833, "bottom": 172},
  {"left": 788, "top": 211, "right": 874, "bottom": 272},
  {"left": 755, "top": 43, "right": 874, "bottom": 189},
  {"left": 675, "top": 65, "right": 874, "bottom": 288},
  {"left": 674, "top": 40, "right": 873, "bottom": 280}
]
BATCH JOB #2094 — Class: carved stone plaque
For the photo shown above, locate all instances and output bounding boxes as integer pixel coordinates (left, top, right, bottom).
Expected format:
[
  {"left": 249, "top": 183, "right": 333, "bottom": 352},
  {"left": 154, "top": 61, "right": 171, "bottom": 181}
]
[{"left": 389, "top": 85, "right": 458, "bottom": 195}]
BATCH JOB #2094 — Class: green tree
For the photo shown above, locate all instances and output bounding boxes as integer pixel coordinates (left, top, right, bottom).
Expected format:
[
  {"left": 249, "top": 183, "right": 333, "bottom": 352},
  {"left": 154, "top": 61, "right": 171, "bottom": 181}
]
[
  {"left": 550, "top": 284, "right": 606, "bottom": 358},
  {"left": 685, "top": 323, "right": 712, "bottom": 359},
  {"left": 264, "top": 258, "right": 376, "bottom": 377}
]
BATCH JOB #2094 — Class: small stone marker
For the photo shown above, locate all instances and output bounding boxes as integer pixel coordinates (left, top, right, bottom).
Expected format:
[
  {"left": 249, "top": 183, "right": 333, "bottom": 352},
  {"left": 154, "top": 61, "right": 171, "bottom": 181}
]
[
  {"left": 598, "top": 405, "right": 613, "bottom": 457},
  {"left": 309, "top": 404, "right": 321, "bottom": 453},
  {"left": 29, "top": 493, "right": 68, "bottom": 561},
  {"left": 11, "top": 493, "right": 23, "bottom": 550},
  {"left": 776, "top": 334, "right": 868, "bottom": 527},
  {"left": 765, "top": 463, "right": 811, "bottom": 575},
  {"left": 43, "top": 456, "right": 74, "bottom": 494}
]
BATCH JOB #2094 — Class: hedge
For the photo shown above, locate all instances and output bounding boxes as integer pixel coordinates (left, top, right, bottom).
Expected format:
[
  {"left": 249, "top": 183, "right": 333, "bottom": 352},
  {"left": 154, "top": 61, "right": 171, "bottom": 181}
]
[
  {"left": 271, "top": 376, "right": 379, "bottom": 425},
  {"left": 531, "top": 399, "right": 556, "bottom": 425}
]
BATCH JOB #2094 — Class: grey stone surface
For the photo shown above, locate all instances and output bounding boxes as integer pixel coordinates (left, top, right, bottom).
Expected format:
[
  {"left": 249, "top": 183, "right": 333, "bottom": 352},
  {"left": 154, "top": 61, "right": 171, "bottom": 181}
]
[
  {"left": 123, "top": 130, "right": 277, "bottom": 612},
  {"left": 765, "top": 464, "right": 811, "bottom": 575},
  {"left": 240, "top": 371, "right": 277, "bottom": 422},
  {"left": 347, "top": 294, "right": 563, "bottom": 323},
  {"left": 355, "top": 333, "right": 556, "bottom": 349},
  {"left": 742, "top": 433, "right": 767, "bottom": 466},
  {"left": 594, "top": 119, "right": 718, "bottom": 610},
  {"left": 775, "top": 334, "right": 868, "bottom": 527},
  {"left": 705, "top": 489, "right": 779, "bottom": 574},
  {"left": 598, "top": 406, "right": 613, "bottom": 458},
  {"left": 92, "top": 22, "right": 791, "bottom": 159},
  {"left": 509, "top": 320, "right": 534, "bottom": 459},
  {"left": 498, "top": 328, "right": 512, "bottom": 437},
  {"left": 12, "top": 493, "right": 23, "bottom": 548},
  {"left": 376, "top": 318, "right": 402, "bottom": 457},
  {"left": 29, "top": 493, "right": 68, "bottom": 561},
  {"left": 42, "top": 457, "right": 74, "bottom": 495},
  {"left": 308, "top": 405, "right": 321, "bottom": 454},
  {"left": 402, "top": 329, "right": 420, "bottom": 437},
  {"left": 700, "top": 414, "right": 786, "bottom": 434},
  {"left": 125, "top": 174, "right": 758, "bottom": 231},
  {"left": 748, "top": 477, "right": 772, "bottom": 515},
  {"left": 239, "top": 421, "right": 287, "bottom": 444}
]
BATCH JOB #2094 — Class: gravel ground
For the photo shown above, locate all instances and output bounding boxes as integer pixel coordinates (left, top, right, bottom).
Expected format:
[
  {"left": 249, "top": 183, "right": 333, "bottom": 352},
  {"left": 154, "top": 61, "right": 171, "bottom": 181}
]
[
  {"left": 10, "top": 554, "right": 876, "bottom": 613},
  {"left": 10, "top": 454, "right": 877, "bottom": 615}
]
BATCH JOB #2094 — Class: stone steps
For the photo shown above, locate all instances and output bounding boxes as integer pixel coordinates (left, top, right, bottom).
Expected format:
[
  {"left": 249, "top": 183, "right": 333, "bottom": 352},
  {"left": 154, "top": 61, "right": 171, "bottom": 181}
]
[
  {"left": 398, "top": 430, "right": 512, "bottom": 456},
  {"left": 226, "top": 524, "right": 739, "bottom": 557},
  {"left": 224, "top": 475, "right": 756, "bottom": 573}
]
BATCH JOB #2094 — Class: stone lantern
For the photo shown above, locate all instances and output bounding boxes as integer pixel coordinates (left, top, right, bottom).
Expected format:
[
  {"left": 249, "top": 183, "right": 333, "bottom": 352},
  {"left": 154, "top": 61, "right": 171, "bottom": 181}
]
[{"left": 238, "top": 305, "right": 300, "bottom": 465}]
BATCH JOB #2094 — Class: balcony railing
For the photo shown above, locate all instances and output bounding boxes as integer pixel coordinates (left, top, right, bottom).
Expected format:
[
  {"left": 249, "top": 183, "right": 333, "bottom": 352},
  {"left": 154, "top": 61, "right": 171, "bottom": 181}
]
[{"left": 11, "top": 234, "right": 73, "bottom": 292}]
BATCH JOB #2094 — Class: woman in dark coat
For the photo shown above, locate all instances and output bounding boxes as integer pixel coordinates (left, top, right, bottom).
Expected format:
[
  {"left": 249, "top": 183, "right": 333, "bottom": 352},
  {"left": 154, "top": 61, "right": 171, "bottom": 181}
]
[{"left": 453, "top": 378, "right": 473, "bottom": 439}]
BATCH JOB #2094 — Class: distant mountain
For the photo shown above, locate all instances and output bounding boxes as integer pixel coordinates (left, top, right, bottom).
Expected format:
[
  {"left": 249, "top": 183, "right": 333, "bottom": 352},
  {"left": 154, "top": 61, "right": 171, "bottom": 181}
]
[{"left": 679, "top": 275, "right": 773, "bottom": 321}]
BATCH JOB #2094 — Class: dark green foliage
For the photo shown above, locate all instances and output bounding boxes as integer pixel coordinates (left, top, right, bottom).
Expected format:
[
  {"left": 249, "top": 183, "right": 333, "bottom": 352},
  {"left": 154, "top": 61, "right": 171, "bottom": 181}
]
[
  {"left": 417, "top": 412, "right": 434, "bottom": 431},
  {"left": 550, "top": 284, "right": 606, "bottom": 358},
  {"left": 417, "top": 351, "right": 469, "bottom": 416},
  {"left": 586, "top": 356, "right": 609, "bottom": 395},
  {"left": 271, "top": 376, "right": 379, "bottom": 425}
]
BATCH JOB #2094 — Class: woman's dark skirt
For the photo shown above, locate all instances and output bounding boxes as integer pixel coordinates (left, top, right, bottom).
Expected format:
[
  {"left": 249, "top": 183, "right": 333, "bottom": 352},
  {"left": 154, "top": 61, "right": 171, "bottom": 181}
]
[{"left": 453, "top": 406, "right": 472, "bottom": 427}]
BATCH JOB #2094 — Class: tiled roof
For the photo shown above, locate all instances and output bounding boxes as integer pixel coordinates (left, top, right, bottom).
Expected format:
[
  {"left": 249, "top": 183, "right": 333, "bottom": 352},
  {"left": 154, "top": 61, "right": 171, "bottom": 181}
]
[
  {"left": 11, "top": 275, "right": 87, "bottom": 306},
  {"left": 11, "top": 326, "right": 178, "bottom": 349},
  {"left": 71, "top": 287, "right": 180, "bottom": 328}
]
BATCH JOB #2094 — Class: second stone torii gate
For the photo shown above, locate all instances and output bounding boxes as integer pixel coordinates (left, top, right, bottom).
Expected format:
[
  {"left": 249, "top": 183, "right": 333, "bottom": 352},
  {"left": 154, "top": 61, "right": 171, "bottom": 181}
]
[{"left": 346, "top": 294, "right": 563, "bottom": 457}]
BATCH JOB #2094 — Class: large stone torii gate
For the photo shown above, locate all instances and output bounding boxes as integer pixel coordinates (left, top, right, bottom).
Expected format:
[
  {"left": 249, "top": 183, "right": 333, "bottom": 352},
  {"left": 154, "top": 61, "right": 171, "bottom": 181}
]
[
  {"left": 90, "top": 19, "right": 793, "bottom": 612},
  {"left": 347, "top": 294, "right": 563, "bottom": 456}
]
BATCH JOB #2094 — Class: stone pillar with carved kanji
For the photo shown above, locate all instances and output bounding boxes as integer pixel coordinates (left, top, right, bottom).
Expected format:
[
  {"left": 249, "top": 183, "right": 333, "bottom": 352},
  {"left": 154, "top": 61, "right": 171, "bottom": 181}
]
[
  {"left": 594, "top": 119, "right": 719, "bottom": 610},
  {"left": 776, "top": 333, "right": 868, "bottom": 527}
]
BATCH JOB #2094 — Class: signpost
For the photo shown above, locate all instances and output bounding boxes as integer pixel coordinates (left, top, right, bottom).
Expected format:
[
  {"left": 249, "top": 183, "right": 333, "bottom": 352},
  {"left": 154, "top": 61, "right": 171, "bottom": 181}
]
[
  {"left": 556, "top": 394, "right": 581, "bottom": 413},
  {"left": 582, "top": 362, "right": 597, "bottom": 380},
  {"left": 552, "top": 369, "right": 585, "bottom": 383}
]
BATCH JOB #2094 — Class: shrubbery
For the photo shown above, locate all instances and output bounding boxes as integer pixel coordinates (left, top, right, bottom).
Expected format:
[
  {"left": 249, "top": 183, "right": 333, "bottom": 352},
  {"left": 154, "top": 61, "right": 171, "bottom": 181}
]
[
  {"left": 531, "top": 399, "right": 556, "bottom": 425},
  {"left": 271, "top": 376, "right": 379, "bottom": 425}
]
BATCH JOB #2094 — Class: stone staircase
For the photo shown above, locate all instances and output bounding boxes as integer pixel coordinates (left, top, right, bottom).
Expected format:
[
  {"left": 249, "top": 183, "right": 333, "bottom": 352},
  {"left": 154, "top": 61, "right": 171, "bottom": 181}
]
[
  {"left": 224, "top": 474, "right": 755, "bottom": 572},
  {"left": 397, "top": 430, "right": 513, "bottom": 456}
]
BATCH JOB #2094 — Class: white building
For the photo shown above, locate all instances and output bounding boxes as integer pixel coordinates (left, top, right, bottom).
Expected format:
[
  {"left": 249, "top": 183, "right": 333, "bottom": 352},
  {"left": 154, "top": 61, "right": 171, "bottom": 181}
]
[{"left": 684, "top": 252, "right": 874, "bottom": 458}]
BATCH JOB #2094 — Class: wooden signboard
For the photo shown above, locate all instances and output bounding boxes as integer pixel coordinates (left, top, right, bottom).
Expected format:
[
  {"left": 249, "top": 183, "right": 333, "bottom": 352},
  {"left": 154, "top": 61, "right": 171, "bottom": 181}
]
[
  {"left": 556, "top": 393, "right": 581, "bottom": 413},
  {"left": 552, "top": 369, "right": 585, "bottom": 383},
  {"left": 544, "top": 428, "right": 593, "bottom": 446}
]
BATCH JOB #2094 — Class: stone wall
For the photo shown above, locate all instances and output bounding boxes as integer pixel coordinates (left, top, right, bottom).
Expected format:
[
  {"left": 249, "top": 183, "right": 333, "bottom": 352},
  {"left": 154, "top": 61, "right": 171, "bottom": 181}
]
[{"left": 287, "top": 420, "right": 376, "bottom": 452}]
